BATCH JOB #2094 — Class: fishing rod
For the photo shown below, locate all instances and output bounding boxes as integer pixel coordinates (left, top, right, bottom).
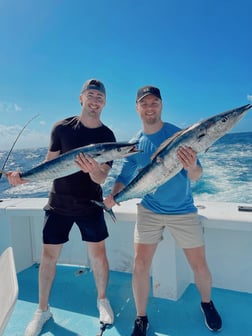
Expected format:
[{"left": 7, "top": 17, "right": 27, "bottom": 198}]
[{"left": 0, "top": 114, "right": 40, "bottom": 179}]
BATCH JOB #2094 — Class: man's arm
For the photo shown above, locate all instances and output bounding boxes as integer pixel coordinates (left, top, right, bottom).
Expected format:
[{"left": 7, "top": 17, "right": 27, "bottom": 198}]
[
  {"left": 7, "top": 150, "right": 61, "bottom": 186},
  {"left": 111, "top": 182, "right": 126, "bottom": 196},
  {"left": 186, "top": 162, "right": 202, "bottom": 181},
  {"left": 45, "top": 150, "right": 61, "bottom": 162}
]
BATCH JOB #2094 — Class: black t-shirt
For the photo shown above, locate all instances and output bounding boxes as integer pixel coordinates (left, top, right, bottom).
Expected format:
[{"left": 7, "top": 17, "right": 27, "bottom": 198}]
[{"left": 44, "top": 116, "right": 116, "bottom": 216}]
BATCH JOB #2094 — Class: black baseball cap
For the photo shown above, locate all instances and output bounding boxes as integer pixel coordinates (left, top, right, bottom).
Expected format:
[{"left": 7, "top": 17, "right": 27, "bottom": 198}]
[
  {"left": 136, "top": 85, "right": 162, "bottom": 102},
  {"left": 81, "top": 79, "right": 106, "bottom": 96}
]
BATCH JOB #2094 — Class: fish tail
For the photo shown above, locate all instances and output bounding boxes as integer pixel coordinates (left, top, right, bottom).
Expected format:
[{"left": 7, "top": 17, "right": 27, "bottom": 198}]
[
  {"left": 107, "top": 208, "right": 117, "bottom": 223},
  {"left": 91, "top": 200, "right": 117, "bottom": 223}
]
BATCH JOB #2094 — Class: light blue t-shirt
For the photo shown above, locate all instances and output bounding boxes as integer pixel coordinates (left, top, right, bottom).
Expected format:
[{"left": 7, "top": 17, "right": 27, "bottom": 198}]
[{"left": 116, "top": 122, "right": 199, "bottom": 214}]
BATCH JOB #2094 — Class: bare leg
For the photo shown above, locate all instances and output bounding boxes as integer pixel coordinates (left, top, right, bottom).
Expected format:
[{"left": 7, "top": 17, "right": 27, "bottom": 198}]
[
  {"left": 132, "top": 243, "right": 157, "bottom": 316},
  {"left": 38, "top": 244, "right": 62, "bottom": 311},
  {"left": 183, "top": 245, "right": 212, "bottom": 302},
  {"left": 87, "top": 240, "right": 109, "bottom": 299}
]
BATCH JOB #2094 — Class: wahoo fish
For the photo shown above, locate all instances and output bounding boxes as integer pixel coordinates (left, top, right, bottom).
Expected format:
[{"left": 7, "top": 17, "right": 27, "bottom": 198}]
[
  {"left": 96, "top": 104, "right": 252, "bottom": 222},
  {"left": 2, "top": 142, "right": 140, "bottom": 182}
]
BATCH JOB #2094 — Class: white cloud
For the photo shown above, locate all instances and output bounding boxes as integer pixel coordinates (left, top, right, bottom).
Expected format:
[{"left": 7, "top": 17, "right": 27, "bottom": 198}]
[
  {"left": 0, "top": 124, "right": 49, "bottom": 150},
  {"left": 14, "top": 103, "right": 22, "bottom": 112},
  {"left": 0, "top": 101, "right": 22, "bottom": 113}
]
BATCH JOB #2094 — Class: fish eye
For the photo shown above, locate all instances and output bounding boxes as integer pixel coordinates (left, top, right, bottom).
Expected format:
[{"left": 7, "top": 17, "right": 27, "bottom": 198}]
[{"left": 222, "top": 116, "right": 228, "bottom": 123}]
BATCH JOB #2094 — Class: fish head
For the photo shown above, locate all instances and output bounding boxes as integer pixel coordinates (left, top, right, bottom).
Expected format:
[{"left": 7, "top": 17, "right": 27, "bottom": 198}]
[
  {"left": 192, "top": 104, "right": 252, "bottom": 151},
  {"left": 208, "top": 104, "right": 251, "bottom": 132},
  {"left": 91, "top": 141, "right": 142, "bottom": 162}
]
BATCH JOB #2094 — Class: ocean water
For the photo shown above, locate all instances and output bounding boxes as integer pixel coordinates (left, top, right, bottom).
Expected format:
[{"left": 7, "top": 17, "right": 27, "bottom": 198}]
[{"left": 0, "top": 132, "right": 251, "bottom": 203}]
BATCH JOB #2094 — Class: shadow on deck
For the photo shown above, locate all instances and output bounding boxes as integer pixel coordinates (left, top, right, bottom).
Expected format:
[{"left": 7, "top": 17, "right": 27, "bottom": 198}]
[{"left": 4, "top": 264, "right": 252, "bottom": 336}]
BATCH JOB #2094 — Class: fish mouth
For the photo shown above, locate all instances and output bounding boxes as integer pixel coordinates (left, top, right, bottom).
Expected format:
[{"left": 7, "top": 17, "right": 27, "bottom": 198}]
[
  {"left": 128, "top": 145, "right": 142, "bottom": 154},
  {"left": 129, "top": 145, "right": 141, "bottom": 153},
  {"left": 116, "top": 141, "right": 142, "bottom": 155}
]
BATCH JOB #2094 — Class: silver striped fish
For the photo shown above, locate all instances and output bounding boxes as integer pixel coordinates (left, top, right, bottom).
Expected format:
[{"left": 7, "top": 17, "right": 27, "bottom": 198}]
[
  {"left": 4, "top": 142, "right": 140, "bottom": 182},
  {"left": 95, "top": 104, "right": 252, "bottom": 222}
]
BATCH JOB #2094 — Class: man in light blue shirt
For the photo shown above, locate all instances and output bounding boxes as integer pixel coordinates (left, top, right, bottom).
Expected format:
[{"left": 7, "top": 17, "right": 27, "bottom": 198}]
[
  {"left": 116, "top": 121, "right": 198, "bottom": 214},
  {"left": 104, "top": 85, "right": 222, "bottom": 335}
]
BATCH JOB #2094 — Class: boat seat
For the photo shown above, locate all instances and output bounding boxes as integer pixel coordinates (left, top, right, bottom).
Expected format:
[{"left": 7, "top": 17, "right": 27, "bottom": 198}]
[{"left": 0, "top": 247, "right": 18, "bottom": 336}]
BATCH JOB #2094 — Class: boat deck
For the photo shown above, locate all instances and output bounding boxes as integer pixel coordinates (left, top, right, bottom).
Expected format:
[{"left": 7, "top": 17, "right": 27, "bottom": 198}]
[{"left": 4, "top": 263, "right": 252, "bottom": 336}]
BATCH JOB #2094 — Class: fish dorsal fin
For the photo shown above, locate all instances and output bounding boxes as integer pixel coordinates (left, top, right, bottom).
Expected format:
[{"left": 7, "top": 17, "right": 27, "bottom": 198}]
[{"left": 150, "top": 128, "right": 190, "bottom": 161}]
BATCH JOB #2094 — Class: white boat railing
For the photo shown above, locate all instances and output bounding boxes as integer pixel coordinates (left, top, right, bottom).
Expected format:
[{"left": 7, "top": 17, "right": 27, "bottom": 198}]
[
  {"left": 0, "top": 247, "right": 18, "bottom": 335},
  {"left": 0, "top": 198, "right": 251, "bottom": 301}
]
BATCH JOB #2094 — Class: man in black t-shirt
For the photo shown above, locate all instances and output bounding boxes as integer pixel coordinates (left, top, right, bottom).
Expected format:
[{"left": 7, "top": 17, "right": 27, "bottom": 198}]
[{"left": 7, "top": 79, "right": 115, "bottom": 335}]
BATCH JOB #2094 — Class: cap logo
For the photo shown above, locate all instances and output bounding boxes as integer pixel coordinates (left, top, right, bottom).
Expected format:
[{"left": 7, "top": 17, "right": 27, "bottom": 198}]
[{"left": 136, "top": 85, "right": 162, "bottom": 102}]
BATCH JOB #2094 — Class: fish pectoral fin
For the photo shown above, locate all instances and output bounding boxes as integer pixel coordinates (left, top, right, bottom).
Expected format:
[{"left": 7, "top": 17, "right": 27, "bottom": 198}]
[
  {"left": 156, "top": 156, "right": 164, "bottom": 164},
  {"left": 91, "top": 200, "right": 106, "bottom": 208},
  {"left": 91, "top": 200, "right": 117, "bottom": 223},
  {"left": 150, "top": 128, "right": 189, "bottom": 161}
]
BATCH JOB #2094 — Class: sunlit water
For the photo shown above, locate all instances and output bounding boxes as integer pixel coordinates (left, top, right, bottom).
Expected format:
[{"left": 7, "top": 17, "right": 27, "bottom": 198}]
[{"left": 0, "top": 132, "right": 251, "bottom": 203}]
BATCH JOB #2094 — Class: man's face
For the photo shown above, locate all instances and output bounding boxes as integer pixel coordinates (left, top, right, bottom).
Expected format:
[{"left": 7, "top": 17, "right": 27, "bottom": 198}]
[
  {"left": 80, "top": 89, "right": 106, "bottom": 116},
  {"left": 136, "top": 95, "right": 162, "bottom": 125}
]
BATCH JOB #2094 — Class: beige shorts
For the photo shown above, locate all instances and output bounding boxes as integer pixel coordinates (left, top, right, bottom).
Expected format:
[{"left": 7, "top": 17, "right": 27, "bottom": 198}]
[{"left": 135, "top": 203, "right": 204, "bottom": 249}]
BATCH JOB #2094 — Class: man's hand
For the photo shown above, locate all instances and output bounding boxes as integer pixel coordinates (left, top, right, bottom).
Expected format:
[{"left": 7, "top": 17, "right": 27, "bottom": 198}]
[
  {"left": 75, "top": 153, "right": 110, "bottom": 184},
  {"left": 177, "top": 146, "right": 202, "bottom": 181},
  {"left": 6, "top": 171, "right": 27, "bottom": 186},
  {"left": 103, "top": 194, "right": 117, "bottom": 209},
  {"left": 103, "top": 182, "right": 125, "bottom": 209},
  {"left": 75, "top": 153, "right": 100, "bottom": 173},
  {"left": 177, "top": 146, "right": 197, "bottom": 170}
]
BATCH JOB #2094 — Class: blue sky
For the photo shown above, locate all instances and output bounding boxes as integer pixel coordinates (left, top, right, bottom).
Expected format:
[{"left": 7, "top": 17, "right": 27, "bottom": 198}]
[{"left": 0, "top": 0, "right": 251, "bottom": 150}]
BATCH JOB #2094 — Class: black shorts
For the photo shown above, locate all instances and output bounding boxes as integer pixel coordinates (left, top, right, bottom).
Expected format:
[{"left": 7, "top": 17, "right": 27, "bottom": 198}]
[{"left": 42, "top": 210, "right": 109, "bottom": 244}]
